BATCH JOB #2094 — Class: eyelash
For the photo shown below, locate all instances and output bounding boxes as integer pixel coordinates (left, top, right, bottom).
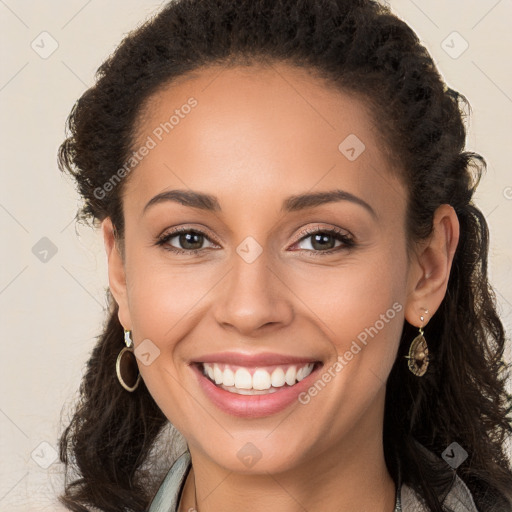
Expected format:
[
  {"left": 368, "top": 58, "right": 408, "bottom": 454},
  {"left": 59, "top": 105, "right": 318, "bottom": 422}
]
[{"left": 154, "top": 226, "right": 355, "bottom": 257}]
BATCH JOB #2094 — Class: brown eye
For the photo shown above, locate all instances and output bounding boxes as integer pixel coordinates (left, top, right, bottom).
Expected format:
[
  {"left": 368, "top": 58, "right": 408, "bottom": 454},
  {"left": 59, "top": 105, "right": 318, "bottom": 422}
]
[
  {"left": 302, "top": 232, "right": 339, "bottom": 251},
  {"left": 155, "top": 228, "right": 218, "bottom": 254},
  {"left": 174, "top": 231, "right": 204, "bottom": 250},
  {"left": 292, "top": 227, "right": 355, "bottom": 255}
]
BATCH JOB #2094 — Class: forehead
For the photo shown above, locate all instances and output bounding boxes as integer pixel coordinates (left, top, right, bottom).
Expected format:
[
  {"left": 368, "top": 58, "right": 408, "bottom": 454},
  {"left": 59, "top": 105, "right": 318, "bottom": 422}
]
[
  {"left": 135, "top": 61, "right": 379, "bottom": 149},
  {"left": 126, "top": 62, "right": 405, "bottom": 218}
]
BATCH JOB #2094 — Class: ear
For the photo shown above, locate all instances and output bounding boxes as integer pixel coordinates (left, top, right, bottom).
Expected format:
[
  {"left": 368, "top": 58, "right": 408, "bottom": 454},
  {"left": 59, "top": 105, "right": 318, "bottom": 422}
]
[
  {"left": 102, "top": 217, "right": 131, "bottom": 330},
  {"left": 404, "top": 204, "right": 460, "bottom": 328}
]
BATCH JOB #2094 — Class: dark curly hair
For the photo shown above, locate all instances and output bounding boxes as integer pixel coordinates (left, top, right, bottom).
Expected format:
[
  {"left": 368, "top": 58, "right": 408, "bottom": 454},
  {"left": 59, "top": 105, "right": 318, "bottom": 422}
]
[{"left": 57, "top": 0, "right": 512, "bottom": 510}]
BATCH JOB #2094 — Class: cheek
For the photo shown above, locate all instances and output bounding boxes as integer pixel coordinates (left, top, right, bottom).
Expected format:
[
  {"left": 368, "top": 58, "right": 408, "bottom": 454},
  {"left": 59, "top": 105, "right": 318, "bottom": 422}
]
[
  {"left": 295, "top": 252, "right": 404, "bottom": 330},
  {"left": 125, "top": 230, "right": 408, "bottom": 421},
  {"left": 126, "top": 234, "right": 408, "bottom": 352},
  {"left": 123, "top": 249, "right": 225, "bottom": 417},
  {"left": 123, "top": 259, "right": 210, "bottom": 431},
  {"left": 289, "top": 249, "right": 407, "bottom": 380},
  {"left": 125, "top": 243, "right": 217, "bottom": 336}
]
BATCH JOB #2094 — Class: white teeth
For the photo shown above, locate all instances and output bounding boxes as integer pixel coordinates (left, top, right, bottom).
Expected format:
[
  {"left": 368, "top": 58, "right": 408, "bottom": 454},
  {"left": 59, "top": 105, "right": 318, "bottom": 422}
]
[
  {"left": 285, "top": 366, "right": 296, "bottom": 386},
  {"left": 223, "top": 367, "right": 235, "bottom": 386},
  {"left": 213, "top": 365, "right": 223, "bottom": 384},
  {"left": 234, "top": 368, "right": 252, "bottom": 389},
  {"left": 270, "top": 367, "right": 286, "bottom": 387},
  {"left": 202, "top": 362, "right": 315, "bottom": 392},
  {"left": 219, "top": 385, "right": 280, "bottom": 395},
  {"left": 252, "top": 369, "right": 271, "bottom": 390}
]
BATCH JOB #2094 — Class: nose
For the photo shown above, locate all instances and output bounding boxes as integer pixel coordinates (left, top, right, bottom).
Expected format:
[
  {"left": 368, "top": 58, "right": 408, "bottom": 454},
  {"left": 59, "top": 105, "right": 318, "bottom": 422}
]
[{"left": 211, "top": 249, "right": 294, "bottom": 337}]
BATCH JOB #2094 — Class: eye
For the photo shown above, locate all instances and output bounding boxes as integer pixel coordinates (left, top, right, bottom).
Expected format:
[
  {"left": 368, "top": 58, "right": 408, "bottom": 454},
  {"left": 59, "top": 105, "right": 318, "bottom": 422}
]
[
  {"left": 155, "top": 228, "right": 219, "bottom": 255},
  {"left": 290, "top": 226, "right": 355, "bottom": 255},
  {"left": 154, "top": 225, "right": 355, "bottom": 256}
]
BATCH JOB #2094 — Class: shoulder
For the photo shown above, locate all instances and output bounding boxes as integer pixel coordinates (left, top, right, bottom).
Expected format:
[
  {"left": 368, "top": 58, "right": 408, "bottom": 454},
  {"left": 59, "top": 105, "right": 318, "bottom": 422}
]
[
  {"left": 148, "top": 450, "right": 192, "bottom": 512},
  {"left": 401, "top": 439, "right": 510, "bottom": 512},
  {"left": 149, "top": 444, "right": 507, "bottom": 512},
  {"left": 400, "top": 474, "right": 479, "bottom": 512}
]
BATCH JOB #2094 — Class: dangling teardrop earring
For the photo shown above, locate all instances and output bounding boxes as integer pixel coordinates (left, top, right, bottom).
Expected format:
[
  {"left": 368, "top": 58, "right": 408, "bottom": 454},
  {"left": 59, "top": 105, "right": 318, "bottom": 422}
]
[
  {"left": 405, "top": 309, "right": 430, "bottom": 377},
  {"left": 116, "top": 329, "right": 141, "bottom": 392}
]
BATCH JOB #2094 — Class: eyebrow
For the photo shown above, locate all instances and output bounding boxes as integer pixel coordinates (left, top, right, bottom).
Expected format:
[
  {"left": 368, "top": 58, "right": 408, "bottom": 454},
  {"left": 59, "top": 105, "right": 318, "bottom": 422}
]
[{"left": 142, "top": 188, "right": 377, "bottom": 219}]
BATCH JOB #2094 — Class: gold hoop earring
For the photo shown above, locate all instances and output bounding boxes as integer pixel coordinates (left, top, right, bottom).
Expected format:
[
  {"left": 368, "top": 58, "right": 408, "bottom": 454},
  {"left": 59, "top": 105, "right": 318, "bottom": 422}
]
[
  {"left": 405, "top": 310, "right": 430, "bottom": 377},
  {"left": 116, "top": 329, "right": 141, "bottom": 392}
]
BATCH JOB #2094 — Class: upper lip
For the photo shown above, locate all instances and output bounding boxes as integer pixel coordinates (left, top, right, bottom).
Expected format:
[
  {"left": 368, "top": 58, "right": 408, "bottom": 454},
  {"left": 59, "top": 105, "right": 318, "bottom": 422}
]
[{"left": 192, "top": 351, "right": 320, "bottom": 367}]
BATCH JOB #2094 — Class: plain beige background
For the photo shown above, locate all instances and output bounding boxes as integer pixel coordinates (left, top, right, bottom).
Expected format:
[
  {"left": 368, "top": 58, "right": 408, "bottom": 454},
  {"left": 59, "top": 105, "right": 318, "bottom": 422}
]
[{"left": 0, "top": 1, "right": 511, "bottom": 510}]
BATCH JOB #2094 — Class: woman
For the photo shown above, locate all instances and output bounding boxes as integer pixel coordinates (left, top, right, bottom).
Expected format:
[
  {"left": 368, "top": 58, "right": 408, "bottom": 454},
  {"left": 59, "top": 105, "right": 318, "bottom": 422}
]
[{"left": 57, "top": 0, "right": 512, "bottom": 510}]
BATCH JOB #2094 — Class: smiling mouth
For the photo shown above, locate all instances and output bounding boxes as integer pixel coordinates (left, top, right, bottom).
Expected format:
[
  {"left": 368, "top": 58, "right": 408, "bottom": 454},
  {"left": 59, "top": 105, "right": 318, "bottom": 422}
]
[{"left": 196, "top": 361, "right": 323, "bottom": 395}]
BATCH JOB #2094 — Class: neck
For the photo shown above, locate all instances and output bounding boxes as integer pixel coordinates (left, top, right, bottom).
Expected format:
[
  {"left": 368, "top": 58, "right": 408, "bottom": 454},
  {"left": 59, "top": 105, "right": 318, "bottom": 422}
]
[{"left": 179, "top": 389, "right": 396, "bottom": 512}]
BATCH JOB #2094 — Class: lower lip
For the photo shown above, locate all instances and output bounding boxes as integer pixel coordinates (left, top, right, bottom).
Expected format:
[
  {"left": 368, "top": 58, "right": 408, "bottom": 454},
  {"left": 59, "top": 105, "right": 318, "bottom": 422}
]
[{"left": 191, "top": 362, "right": 323, "bottom": 418}]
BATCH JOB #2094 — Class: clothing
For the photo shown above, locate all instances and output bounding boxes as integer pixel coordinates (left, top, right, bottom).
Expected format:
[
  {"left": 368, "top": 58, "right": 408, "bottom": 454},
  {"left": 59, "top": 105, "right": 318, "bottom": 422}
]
[{"left": 147, "top": 445, "right": 480, "bottom": 512}]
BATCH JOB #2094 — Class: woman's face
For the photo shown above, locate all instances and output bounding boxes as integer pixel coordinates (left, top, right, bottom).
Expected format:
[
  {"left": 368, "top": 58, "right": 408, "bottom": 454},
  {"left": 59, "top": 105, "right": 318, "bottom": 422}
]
[{"left": 107, "top": 62, "right": 417, "bottom": 473}]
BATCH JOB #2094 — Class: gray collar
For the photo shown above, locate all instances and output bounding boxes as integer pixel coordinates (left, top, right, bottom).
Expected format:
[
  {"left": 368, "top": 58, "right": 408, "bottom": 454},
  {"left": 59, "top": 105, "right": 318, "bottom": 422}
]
[
  {"left": 148, "top": 450, "right": 192, "bottom": 512},
  {"left": 147, "top": 447, "right": 479, "bottom": 512}
]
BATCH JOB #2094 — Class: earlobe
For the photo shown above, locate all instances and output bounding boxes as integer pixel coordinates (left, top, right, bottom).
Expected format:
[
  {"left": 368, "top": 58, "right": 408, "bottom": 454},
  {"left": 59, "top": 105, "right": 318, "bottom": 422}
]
[
  {"left": 101, "top": 217, "right": 131, "bottom": 329},
  {"left": 404, "top": 204, "right": 460, "bottom": 327}
]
